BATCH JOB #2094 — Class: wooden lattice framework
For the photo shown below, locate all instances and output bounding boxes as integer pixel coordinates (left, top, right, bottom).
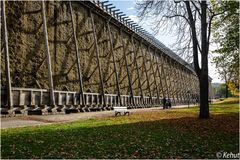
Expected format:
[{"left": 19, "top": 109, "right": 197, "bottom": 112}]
[{"left": 0, "top": 1, "right": 200, "bottom": 115}]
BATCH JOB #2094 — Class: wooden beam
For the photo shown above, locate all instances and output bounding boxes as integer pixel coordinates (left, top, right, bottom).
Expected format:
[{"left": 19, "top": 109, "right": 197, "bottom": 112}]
[
  {"left": 2, "top": 1, "right": 12, "bottom": 108},
  {"left": 149, "top": 48, "right": 160, "bottom": 104},
  {"left": 120, "top": 30, "right": 134, "bottom": 106},
  {"left": 69, "top": 1, "right": 85, "bottom": 106},
  {"left": 160, "top": 53, "right": 170, "bottom": 99},
  {"left": 140, "top": 42, "right": 152, "bottom": 104},
  {"left": 174, "top": 62, "right": 183, "bottom": 103},
  {"left": 166, "top": 58, "right": 174, "bottom": 99},
  {"left": 131, "top": 36, "right": 144, "bottom": 104},
  {"left": 41, "top": 1, "right": 55, "bottom": 106},
  {"left": 181, "top": 67, "right": 188, "bottom": 102},
  {"left": 178, "top": 65, "right": 185, "bottom": 103},
  {"left": 154, "top": 51, "right": 165, "bottom": 98},
  {"left": 106, "top": 20, "right": 122, "bottom": 106},
  {"left": 168, "top": 58, "right": 176, "bottom": 103},
  {"left": 174, "top": 61, "right": 182, "bottom": 104},
  {"left": 90, "top": 10, "right": 106, "bottom": 107}
]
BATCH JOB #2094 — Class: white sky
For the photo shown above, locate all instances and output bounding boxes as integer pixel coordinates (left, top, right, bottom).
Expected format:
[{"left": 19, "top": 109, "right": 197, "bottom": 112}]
[{"left": 108, "top": 0, "right": 223, "bottom": 83}]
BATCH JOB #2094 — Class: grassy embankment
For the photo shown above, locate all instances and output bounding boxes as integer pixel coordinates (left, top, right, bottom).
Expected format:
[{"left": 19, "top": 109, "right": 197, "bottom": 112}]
[{"left": 1, "top": 98, "right": 239, "bottom": 159}]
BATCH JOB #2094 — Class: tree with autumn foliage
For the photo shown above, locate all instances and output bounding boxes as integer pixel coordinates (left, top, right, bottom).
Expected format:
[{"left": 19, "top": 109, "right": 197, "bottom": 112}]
[{"left": 212, "top": 1, "right": 239, "bottom": 97}]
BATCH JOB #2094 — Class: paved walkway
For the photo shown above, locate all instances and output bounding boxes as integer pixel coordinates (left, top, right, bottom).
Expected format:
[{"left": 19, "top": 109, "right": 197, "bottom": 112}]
[{"left": 1, "top": 105, "right": 193, "bottom": 129}]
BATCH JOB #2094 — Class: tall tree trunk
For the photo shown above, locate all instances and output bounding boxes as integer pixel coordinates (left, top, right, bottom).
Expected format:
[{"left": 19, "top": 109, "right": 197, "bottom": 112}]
[
  {"left": 199, "top": 1, "right": 210, "bottom": 119},
  {"left": 225, "top": 83, "right": 228, "bottom": 98},
  {"left": 185, "top": 1, "right": 210, "bottom": 118},
  {"left": 199, "top": 72, "right": 209, "bottom": 118}
]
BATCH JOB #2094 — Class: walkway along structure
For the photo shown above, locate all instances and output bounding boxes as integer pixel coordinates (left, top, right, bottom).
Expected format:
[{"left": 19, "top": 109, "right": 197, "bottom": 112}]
[{"left": 0, "top": 1, "right": 200, "bottom": 115}]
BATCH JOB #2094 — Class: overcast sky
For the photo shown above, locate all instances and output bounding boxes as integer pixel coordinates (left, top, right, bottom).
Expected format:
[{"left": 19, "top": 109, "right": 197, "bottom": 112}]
[{"left": 107, "top": 0, "right": 223, "bottom": 83}]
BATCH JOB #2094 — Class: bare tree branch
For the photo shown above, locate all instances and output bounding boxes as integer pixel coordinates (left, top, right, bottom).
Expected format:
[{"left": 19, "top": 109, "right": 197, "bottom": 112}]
[
  {"left": 191, "top": 1, "right": 201, "bottom": 16},
  {"left": 164, "top": 14, "right": 190, "bottom": 24},
  {"left": 185, "top": 1, "right": 201, "bottom": 76}
]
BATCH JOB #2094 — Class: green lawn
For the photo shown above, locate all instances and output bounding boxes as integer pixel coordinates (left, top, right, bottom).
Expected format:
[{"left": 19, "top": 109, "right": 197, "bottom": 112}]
[{"left": 1, "top": 98, "right": 239, "bottom": 159}]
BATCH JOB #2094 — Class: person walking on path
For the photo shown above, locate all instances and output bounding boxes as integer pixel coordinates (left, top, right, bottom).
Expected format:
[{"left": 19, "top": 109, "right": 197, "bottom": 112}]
[
  {"left": 162, "top": 97, "right": 167, "bottom": 109},
  {"left": 167, "top": 98, "right": 172, "bottom": 109}
]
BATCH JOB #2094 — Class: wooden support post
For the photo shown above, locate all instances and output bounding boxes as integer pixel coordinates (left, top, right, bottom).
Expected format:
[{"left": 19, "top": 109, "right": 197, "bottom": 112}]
[
  {"left": 186, "top": 70, "right": 191, "bottom": 101},
  {"left": 189, "top": 73, "right": 194, "bottom": 103},
  {"left": 89, "top": 11, "right": 106, "bottom": 107},
  {"left": 175, "top": 62, "right": 182, "bottom": 104},
  {"left": 186, "top": 70, "right": 191, "bottom": 103},
  {"left": 155, "top": 51, "right": 165, "bottom": 98},
  {"left": 195, "top": 76, "right": 200, "bottom": 102},
  {"left": 2, "top": 1, "right": 12, "bottom": 108},
  {"left": 179, "top": 66, "right": 186, "bottom": 103},
  {"left": 195, "top": 76, "right": 199, "bottom": 93},
  {"left": 175, "top": 62, "right": 183, "bottom": 103},
  {"left": 69, "top": 1, "right": 85, "bottom": 106},
  {"left": 181, "top": 68, "right": 188, "bottom": 102},
  {"left": 175, "top": 65, "right": 181, "bottom": 104},
  {"left": 149, "top": 49, "right": 160, "bottom": 105},
  {"left": 193, "top": 75, "right": 197, "bottom": 95},
  {"left": 194, "top": 77, "right": 197, "bottom": 103},
  {"left": 178, "top": 66, "right": 184, "bottom": 102},
  {"left": 170, "top": 61, "right": 177, "bottom": 102},
  {"left": 41, "top": 1, "right": 55, "bottom": 106},
  {"left": 178, "top": 66, "right": 185, "bottom": 102},
  {"left": 192, "top": 75, "right": 196, "bottom": 96},
  {"left": 166, "top": 58, "right": 174, "bottom": 99},
  {"left": 192, "top": 75, "right": 196, "bottom": 103},
  {"left": 166, "top": 59, "right": 173, "bottom": 99},
  {"left": 185, "top": 70, "right": 190, "bottom": 102},
  {"left": 140, "top": 42, "right": 152, "bottom": 104},
  {"left": 40, "top": 91, "right": 43, "bottom": 106},
  {"left": 190, "top": 73, "right": 195, "bottom": 102},
  {"left": 131, "top": 36, "right": 143, "bottom": 104},
  {"left": 160, "top": 53, "right": 170, "bottom": 99},
  {"left": 168, "top": 58, "right": 175, "bottom": 103},
  {"left": 120, "top": 30, "right": 134, "bottom": 106},
  {"left": 173, "top": 61, "right": 179, "bottom": 103},
  {"left": 192, "top": 76, "right": 196, "bottom": 102},
  {"left": 106, "top": 20, "right": 122, "bottom": 106}
]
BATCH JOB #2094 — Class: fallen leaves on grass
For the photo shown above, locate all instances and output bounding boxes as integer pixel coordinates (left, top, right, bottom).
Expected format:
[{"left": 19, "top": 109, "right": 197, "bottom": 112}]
[{"left": 1, "top": 101, "right": 239, "bottom": 159}]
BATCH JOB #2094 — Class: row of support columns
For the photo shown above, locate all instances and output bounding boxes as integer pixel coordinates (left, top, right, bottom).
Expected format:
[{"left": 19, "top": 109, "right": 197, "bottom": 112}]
[{"left": 1, "top": 1, "right": 200, "bottom": 110}]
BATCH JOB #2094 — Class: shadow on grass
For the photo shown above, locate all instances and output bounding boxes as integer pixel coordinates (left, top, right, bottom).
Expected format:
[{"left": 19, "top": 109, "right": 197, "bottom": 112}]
[
  {"left": 1, "top": 113, "right": 239, "bottom": 159},
  {"left": 212, "top": 101, "right": 239, "bottom": 105}
]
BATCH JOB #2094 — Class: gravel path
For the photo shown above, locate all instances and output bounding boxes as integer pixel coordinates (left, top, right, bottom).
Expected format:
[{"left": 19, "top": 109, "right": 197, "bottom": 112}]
[{"left": 1, "top": 105, "right": 191, "bottom": 129}]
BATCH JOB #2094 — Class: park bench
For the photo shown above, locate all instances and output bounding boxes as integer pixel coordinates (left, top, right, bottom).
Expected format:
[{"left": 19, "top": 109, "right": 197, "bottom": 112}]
[{"left": 113, "top": 107, "right": 129, "bottom": 116}]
